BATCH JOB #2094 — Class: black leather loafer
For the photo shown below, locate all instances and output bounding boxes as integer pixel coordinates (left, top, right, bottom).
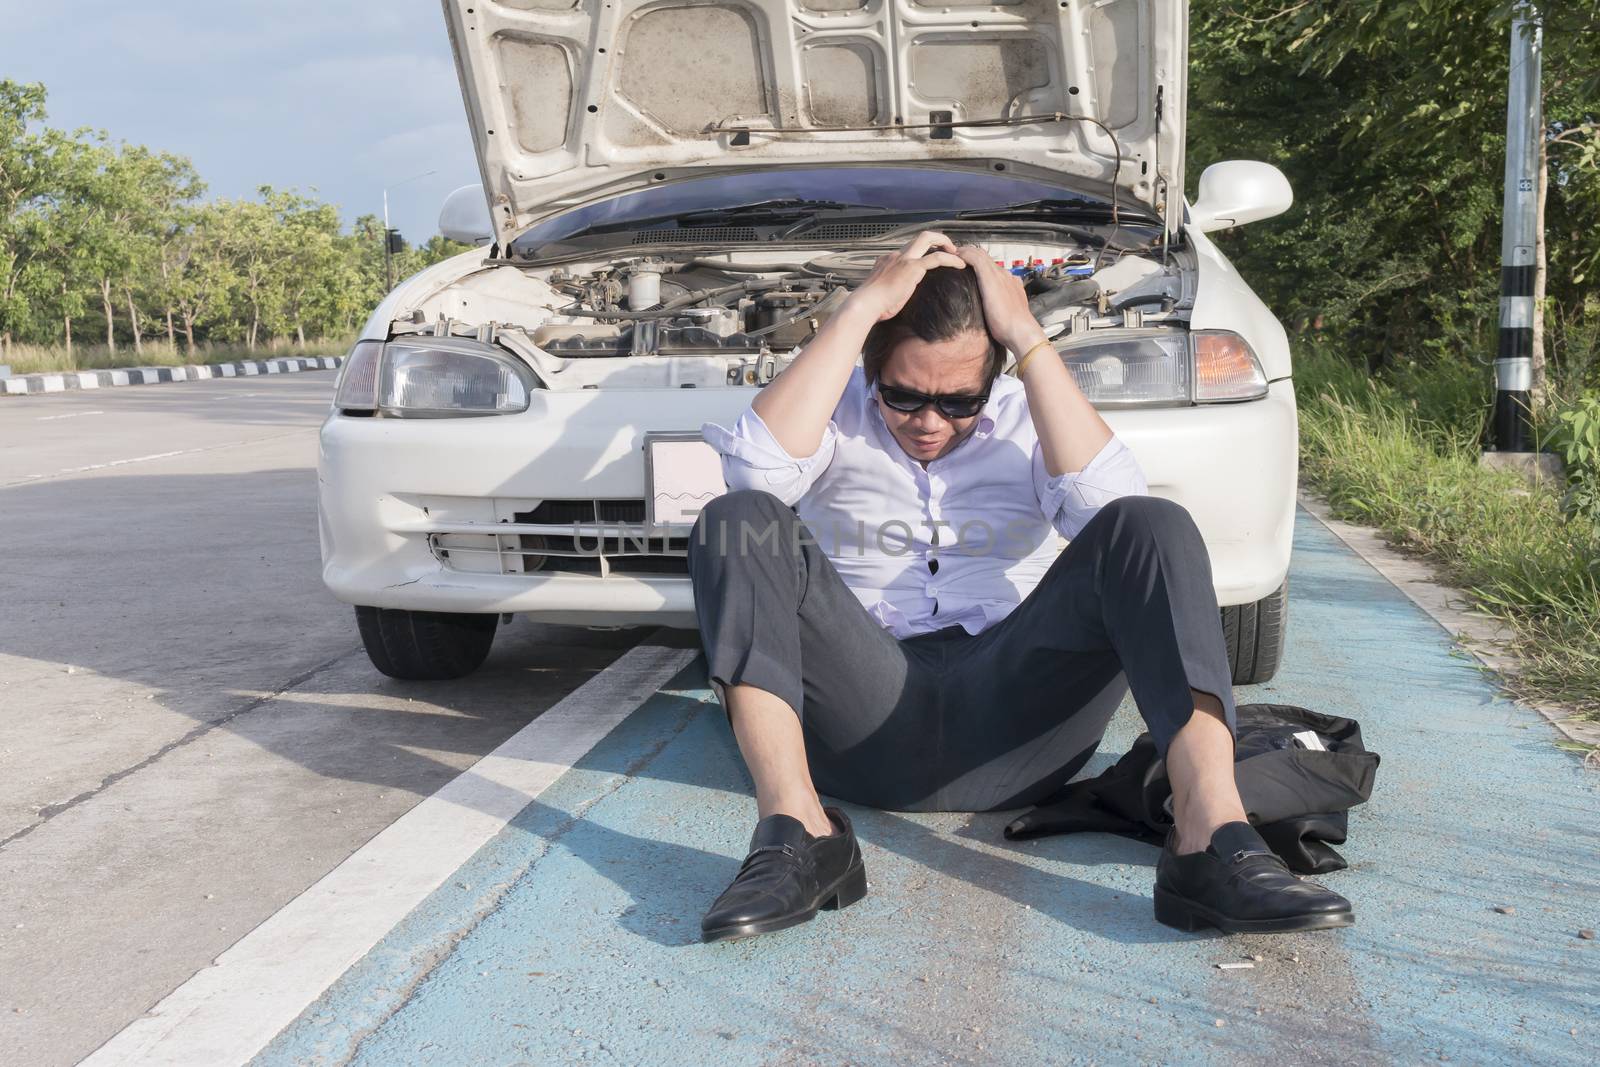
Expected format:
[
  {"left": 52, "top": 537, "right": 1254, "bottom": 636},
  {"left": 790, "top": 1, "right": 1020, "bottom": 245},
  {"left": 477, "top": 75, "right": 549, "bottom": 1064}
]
[
  {"left": 701, "top": 806, "right": 867, "bottom": 943},
  {"left": 1154, "top": 821, "right": 1354, "bottom": 934}
]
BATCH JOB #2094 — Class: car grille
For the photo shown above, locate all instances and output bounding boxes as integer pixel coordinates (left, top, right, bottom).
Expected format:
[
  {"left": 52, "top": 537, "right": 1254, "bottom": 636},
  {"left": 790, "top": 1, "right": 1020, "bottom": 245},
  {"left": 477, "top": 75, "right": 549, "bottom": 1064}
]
[
  {"left": 523, "top": 498, "right": 647, "bottom": 524},
  {"left": 427, "top": 498, "right": 690, "bottom": 578}
]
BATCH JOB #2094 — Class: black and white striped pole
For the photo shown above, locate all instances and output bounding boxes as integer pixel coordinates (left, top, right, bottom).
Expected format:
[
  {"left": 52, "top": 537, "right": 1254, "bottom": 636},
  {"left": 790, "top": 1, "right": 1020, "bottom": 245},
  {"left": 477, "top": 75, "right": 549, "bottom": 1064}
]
[{"left": 1489, "top": 2, "right": 1541, "bottom": 455}]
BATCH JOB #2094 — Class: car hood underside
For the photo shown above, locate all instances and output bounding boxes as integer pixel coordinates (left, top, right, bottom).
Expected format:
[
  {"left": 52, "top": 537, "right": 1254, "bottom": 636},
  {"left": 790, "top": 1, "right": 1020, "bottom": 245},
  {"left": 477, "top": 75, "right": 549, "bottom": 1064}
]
[{"left": 443, "top": 0, "right": 1188, "bottom": 240}]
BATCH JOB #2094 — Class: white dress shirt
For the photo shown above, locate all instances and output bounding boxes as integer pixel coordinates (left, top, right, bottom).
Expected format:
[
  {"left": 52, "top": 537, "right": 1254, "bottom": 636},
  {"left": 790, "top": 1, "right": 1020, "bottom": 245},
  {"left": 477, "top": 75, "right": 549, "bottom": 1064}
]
[{"left": 701, "top": 366, "right": 1148, "bottom": 638}]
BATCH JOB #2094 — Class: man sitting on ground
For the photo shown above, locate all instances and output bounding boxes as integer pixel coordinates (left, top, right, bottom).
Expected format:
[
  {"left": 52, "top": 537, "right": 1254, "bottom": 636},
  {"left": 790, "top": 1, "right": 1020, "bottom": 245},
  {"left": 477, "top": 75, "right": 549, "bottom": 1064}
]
[{"left": 688, "top": 231, "right": 1352, "bottom": 941}]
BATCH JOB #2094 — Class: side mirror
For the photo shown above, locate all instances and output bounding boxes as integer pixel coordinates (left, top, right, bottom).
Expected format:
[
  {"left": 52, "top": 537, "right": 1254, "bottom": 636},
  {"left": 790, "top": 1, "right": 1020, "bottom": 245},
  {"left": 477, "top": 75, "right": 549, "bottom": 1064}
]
[
  {"left": 1188, "top": 161, "right": 1293, "bottom": 233},
  {"left": 438, "top": 184, "right": 493, "bottom": 245}
]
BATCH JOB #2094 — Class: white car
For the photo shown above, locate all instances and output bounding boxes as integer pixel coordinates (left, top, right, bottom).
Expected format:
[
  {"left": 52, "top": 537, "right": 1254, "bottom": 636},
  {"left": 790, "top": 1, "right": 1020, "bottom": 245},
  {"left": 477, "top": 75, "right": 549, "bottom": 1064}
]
[{"left": 319, "top": 0, "right": 1298, "bottom": 684}]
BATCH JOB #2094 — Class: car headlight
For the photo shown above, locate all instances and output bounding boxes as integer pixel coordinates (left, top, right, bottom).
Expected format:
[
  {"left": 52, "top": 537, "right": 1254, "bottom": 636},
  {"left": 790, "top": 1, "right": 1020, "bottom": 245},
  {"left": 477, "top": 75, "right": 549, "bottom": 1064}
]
[
  {"left": 1059, "top": 331, "right": 1191, "bottom": 406},
  {"left": 1054, "top": 329, "right": 1267, "bottom": 407},
  {"left": 334, "top": 337, "right": 534, "bottom": 417}
]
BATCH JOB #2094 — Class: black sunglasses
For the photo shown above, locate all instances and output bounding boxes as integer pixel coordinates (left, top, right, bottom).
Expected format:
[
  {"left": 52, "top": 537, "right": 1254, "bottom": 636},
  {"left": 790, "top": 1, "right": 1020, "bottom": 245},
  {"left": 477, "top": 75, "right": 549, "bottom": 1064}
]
[{"left": 876, "top": 382, "right": 990, "bottom": 420}]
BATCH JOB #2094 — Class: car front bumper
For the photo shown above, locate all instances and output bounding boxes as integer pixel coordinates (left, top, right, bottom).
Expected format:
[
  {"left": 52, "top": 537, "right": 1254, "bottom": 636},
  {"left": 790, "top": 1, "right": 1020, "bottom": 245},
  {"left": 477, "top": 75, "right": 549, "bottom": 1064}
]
[{"left": 318, "top": 379, "right": 1298, "bottom": 624}]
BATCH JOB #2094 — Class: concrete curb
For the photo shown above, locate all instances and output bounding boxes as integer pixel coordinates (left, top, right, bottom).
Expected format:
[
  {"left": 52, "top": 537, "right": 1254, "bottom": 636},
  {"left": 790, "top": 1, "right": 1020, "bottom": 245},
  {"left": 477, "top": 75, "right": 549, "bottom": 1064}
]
[
  {"left": 0, "top": 356, "right": 344, "bottom": 397},
  {"left": 1298, "top": 489, "right": 1600, "bottom": 752}
]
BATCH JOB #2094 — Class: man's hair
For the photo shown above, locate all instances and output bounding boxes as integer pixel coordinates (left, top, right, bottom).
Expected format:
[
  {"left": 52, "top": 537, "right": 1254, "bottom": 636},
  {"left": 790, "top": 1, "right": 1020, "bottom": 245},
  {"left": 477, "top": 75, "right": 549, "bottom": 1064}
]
[{"left": 861, "top": 246, "right": 1005, "bottom": 391}]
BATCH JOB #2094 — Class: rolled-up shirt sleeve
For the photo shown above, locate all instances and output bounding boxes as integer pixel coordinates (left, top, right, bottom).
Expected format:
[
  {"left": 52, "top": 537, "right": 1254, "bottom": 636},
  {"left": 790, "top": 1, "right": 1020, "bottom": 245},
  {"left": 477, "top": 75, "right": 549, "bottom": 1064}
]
[
  {"left": 701, "top": 406, "right": 837, "bottom": 506},
  {"left": 1033, "top": 434, "right": 1149, "bottom": 539}
]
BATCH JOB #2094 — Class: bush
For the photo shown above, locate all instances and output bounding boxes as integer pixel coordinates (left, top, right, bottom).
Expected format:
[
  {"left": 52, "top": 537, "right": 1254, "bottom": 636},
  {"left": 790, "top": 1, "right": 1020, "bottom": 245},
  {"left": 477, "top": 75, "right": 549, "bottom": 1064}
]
[
  {"left": 1296, "top": 341, "right": 1600, "bottom": 719},
  {"left": 1550, "top": 394, "right": 1600, "bottom": 521}
]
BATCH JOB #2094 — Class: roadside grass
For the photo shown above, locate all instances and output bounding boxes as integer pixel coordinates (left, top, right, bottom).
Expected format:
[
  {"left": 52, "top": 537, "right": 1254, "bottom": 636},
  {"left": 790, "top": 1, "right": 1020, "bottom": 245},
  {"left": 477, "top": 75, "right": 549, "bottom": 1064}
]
[
  {"left": 1, "top": 337, "right": 353, "bottom": 376},
  {"left": 1295, "top": 341, "right": 1600, "bottom": 724}
]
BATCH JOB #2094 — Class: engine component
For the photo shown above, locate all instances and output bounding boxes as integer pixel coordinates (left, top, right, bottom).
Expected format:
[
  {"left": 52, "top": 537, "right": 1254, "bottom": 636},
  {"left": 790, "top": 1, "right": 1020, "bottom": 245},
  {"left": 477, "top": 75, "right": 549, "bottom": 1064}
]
[
  {"left": 583, "top": 274, "right": 624, "bottom": 312},
  {"left": 802, "top": 251, "right": 880, "bottom": 286},
  {"left": 532, "top": 323, "right": 623, "bottom": 347},
  {"left": 1106, "top": 269, "right": 1181, "bottom": 312},
  {"left": 1027, "top": 255, "right": 1176, "bottom": 321},
  {"left": 726, "top": 351, "right": 793, "bottom": 386},
  {"left": 628, "top": 268, "right": 662, "bottom": 310},
  {"left": 1027, "top": 276, "right": 1100, "bottom": 318},
  {"left": 752, "top": 290, "right": 827, "bottom": 347},
  {"left": 1091, "top": 255, "right": 1166, "bottom": 303},
  {"left": 682, "top": 306, "right": 741, "bottom": 337}
]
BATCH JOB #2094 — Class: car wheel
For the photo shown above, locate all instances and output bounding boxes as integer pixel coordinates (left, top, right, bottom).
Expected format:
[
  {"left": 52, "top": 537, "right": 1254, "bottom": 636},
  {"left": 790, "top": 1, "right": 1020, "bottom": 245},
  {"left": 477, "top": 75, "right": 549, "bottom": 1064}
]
[
  {"left": 354, "top": 606, "right": 499, "bottom": 680},
  {"left": 1221, "top": 581, "right": 1287, "bottom": 685}
]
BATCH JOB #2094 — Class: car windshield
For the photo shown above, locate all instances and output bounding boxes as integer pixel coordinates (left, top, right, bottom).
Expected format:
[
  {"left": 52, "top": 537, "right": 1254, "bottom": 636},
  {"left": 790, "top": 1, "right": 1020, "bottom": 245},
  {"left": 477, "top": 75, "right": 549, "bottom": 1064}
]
[{"left": 508, "top": 167, "right": 1123, "bottom": 257}]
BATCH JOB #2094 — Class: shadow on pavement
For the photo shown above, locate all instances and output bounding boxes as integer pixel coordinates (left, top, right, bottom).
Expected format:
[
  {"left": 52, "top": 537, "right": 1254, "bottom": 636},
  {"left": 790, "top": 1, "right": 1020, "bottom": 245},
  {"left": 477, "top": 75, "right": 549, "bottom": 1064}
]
[{"left": 481, "top": 675, "right": 1196, "bottom": 949}]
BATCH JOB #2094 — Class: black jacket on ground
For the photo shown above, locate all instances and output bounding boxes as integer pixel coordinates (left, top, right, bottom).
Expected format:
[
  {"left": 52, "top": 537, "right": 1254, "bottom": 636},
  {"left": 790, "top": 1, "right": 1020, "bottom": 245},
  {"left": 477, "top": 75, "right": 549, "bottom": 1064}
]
[{"left": 1004, "top": 703, "right": 1380, "bottom": 874}]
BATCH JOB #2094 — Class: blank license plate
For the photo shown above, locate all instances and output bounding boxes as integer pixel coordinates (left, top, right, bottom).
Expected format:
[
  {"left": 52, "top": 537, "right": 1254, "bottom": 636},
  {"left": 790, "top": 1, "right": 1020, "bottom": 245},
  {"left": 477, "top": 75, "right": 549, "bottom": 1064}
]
[{"left": 644, "top": 433, "right": 726, "bottom": 527}]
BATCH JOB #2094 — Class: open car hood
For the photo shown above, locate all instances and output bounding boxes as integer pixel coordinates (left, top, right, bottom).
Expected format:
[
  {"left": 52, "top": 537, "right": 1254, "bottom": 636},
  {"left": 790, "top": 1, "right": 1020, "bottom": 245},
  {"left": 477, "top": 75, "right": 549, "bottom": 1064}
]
[{"left": 443, "top": 0, "right": 1187, "bottom": 239}]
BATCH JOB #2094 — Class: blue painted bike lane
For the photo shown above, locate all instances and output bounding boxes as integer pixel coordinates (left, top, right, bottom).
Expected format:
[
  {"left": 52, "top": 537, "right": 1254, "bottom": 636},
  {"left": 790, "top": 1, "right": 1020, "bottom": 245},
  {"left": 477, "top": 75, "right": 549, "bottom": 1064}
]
[{"left": 255, "top": 509, "right": 1599, "bottom": 1066}]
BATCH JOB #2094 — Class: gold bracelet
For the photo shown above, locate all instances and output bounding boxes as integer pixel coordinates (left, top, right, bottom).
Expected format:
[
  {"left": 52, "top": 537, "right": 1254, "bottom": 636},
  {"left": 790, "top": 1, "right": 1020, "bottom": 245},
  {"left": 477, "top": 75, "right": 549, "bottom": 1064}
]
[{"left": 1014, "top": 338, "right": 1054, "bottom": 377}]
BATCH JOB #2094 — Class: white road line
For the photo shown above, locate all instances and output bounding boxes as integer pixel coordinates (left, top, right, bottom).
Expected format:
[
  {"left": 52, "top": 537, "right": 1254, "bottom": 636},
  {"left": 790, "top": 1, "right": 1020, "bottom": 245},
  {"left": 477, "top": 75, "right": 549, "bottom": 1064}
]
[
  {"left": 3, "top": 431, "right": 305, "bottom": 488},
  {"left": 79, "top": 639, "right": 698, "bottom": 1067},
  {"left": 36, "top": 410, "right": 106, "bottom": 421}
]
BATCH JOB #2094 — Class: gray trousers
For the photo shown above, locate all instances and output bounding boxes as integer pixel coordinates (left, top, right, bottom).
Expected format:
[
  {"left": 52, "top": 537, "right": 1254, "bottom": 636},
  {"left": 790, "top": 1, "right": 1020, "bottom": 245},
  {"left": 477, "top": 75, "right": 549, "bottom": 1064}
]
[{"left": 686, "top": 489, "right": 1238, "bottom": 812}]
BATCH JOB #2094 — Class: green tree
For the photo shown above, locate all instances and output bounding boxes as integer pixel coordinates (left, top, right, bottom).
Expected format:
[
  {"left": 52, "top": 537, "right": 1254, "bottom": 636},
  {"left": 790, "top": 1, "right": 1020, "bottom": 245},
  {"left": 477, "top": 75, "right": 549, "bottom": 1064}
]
[
  {"left": 418, "top": 233, "right": 475, "bottom": 265},
  {"left": 100, "top": 146, "right": 202, "bottom": 356},
  {"left": 167, "top": 201, "right": 235, "bottom": 353},
  {"left": 31, "top": 135, "right": 108, "bottom": 361},
  {"left": 207, "top": 194, "right": 278, "bottom": 349},
  {"left": 1189, "top": 1, "right": 1600, "bottom": 392},
  {"left": 5, "top": 80, "right": 486, "bottom": 358},
  {"left": 342, "top": 213, "right": 393, "bottom": 325},
  {"left": 263, "top": 190, "right": 344, "bottom": 346},
  {"left": 76, "top": 137, "right": 148, "bottom": 355},
  {"left": 0, "top": 80, "right": 59, "bottom": 356}
]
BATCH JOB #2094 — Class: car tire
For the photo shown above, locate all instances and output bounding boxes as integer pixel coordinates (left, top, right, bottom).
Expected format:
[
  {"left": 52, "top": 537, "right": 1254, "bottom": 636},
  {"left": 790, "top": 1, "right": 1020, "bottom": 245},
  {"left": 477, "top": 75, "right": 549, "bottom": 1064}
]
[
  {"left": 1221, "top": 581, "right": 1287, "bottom": 686},
  {"left": 354, "top": 606, "right": 498, "bottom": 680}
]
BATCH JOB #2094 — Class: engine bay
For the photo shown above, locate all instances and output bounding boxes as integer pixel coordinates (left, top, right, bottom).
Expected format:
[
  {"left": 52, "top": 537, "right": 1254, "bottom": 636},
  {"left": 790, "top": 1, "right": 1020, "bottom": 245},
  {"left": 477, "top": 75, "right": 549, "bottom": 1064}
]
[
  {"left": 534, "top": 254, "right": 862, "bottom": 357},
  {"left": 387, "top": 238, "right": 1196, "bottom": 390}
]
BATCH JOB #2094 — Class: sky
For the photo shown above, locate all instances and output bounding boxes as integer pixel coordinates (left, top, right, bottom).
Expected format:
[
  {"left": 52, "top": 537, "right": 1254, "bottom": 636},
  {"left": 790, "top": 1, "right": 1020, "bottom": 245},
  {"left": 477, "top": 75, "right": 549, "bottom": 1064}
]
[{"left": 1, "top": 0, "right": 481, "bottom": 242}]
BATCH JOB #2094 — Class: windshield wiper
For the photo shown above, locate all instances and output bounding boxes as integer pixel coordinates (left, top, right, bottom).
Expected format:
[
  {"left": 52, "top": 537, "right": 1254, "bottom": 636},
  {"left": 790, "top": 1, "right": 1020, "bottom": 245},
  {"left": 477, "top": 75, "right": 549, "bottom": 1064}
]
[
  {"left": 956, "top": 198, "right": 1121, "bottom": 222},
  {"left": 672, "top": 198, "right": 888, "bottom": 224},
  {"left": 570, "top": 199, "right": 888, "bottom": 241}
]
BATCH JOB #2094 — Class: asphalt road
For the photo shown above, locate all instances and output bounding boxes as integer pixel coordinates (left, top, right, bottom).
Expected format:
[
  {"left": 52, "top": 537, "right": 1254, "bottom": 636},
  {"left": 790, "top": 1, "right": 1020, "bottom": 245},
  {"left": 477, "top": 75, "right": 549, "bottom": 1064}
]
[{"left": 0, "top": 376, "right": 642, "bottom": 1066}]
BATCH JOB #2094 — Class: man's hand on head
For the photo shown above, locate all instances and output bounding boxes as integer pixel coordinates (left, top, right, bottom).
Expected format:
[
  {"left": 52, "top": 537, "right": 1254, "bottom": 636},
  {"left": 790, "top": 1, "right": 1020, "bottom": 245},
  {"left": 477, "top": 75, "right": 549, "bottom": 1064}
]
[
  {"left": 954, "top": 245, "right": 1048, "bottom": 357},
  {"left": 845, "top": 231, "right": 968, "bottom": 324},
  {"left": 750, "top": 234, "right": 967, "bottom": 459}
]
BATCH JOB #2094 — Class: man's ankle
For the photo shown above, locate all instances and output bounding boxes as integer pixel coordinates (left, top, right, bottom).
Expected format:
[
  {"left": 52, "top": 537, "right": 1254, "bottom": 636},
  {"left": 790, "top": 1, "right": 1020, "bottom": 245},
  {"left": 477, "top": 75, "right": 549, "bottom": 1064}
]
[
  {"left": 795, "top": 808, "right": 837, "bottom": 839},
  {"left": 1172, "top": 806, "right": 1245, "bottom": 855},
  {"left": 759, "top": 798, "right": 835, "bottom": 839},
  {"left": 1173, "top": 826, "right": 1216, "bottom": 856}
]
